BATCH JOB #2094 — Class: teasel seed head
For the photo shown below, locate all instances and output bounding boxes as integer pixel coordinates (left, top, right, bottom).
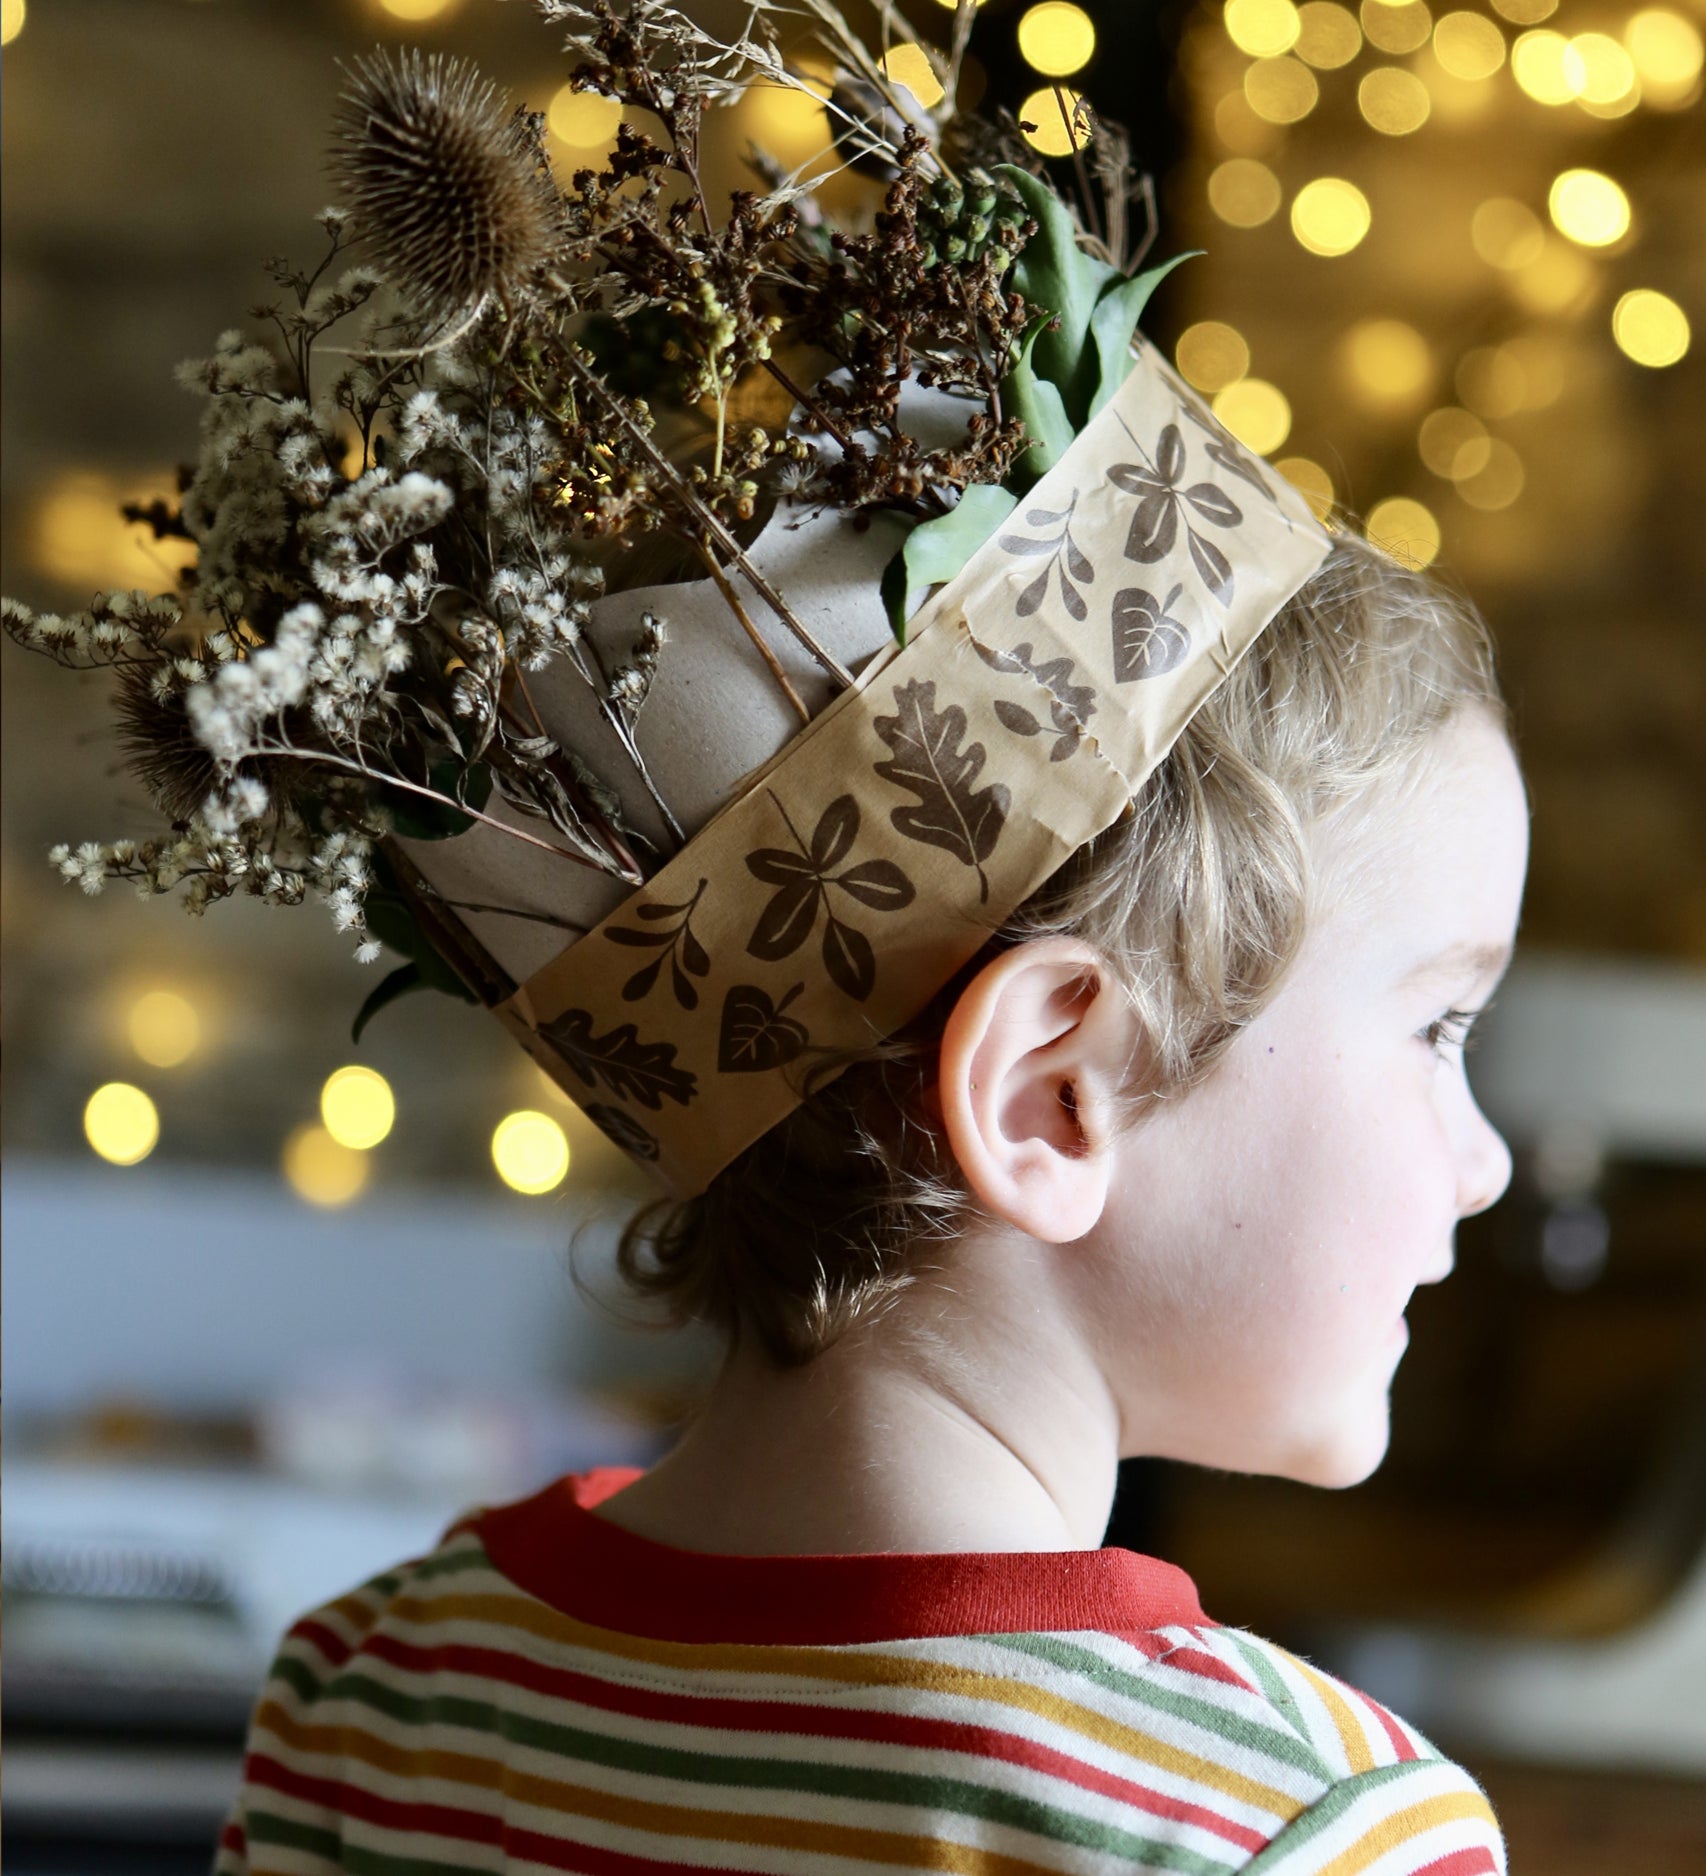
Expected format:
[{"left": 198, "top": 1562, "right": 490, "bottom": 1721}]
[{"left": 330, "top": 48, "right": 559, "bottom": 322}]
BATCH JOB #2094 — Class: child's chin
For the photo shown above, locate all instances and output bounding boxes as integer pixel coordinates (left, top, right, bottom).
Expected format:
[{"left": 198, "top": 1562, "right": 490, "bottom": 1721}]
[{"left": 1274, "top": 1407, "right": 1392, "bottom": 1491}]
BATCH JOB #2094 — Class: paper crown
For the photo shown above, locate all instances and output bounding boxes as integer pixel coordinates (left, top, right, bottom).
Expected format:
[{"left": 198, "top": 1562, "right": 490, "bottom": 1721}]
[{"left": 401, "top": 339, "right": 1330, "bottom": 1193}]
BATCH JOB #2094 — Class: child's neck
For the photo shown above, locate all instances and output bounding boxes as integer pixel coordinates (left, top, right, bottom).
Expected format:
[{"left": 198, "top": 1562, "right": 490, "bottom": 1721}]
[{"left": 590, "top": 1269, "right": 1122, "bottom": 1557}]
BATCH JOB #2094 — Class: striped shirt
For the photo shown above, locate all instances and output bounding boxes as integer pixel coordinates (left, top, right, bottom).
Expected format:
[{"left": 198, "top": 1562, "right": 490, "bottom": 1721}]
[{"left": 215, "top": 1467, "right": 1504, "bottom": 1875}]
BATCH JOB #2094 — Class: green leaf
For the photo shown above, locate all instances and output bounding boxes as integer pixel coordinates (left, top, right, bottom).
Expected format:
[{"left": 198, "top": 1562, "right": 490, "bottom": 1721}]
[
  {"left": 351, "top": 962, "right": 425, "bottom": 1046},
  {"left": 996, "top": 164, "right": 1116, "bottom": 420},
  {"left": 1087, "top": 252, "right": 1200, "bottom": 418},
  {"left": 377, "top": 760, "right": 493, "bottom": 840},
  {"left": 882, "top": 484, "right": 1020, "bottom": 641},
  {"left": 1001, "top": 314, "right": 1077, "bottom": 484}
]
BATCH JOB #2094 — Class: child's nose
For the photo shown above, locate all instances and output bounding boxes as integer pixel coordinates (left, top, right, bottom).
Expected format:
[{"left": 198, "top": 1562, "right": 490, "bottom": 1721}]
[{"left": 1457, "top": 1092, "right": 1514, "bottom": 1220}]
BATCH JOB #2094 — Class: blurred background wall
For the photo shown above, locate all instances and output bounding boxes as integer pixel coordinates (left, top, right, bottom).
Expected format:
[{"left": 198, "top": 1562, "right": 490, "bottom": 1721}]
[{"left": 3, "top": 0, "right": 1704, "bottom": 1869}]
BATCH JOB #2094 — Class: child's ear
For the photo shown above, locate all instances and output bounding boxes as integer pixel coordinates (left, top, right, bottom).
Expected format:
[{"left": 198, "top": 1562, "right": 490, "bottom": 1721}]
[{"left": 936, "top": 937, "right": 1135, "bottom": 1244}]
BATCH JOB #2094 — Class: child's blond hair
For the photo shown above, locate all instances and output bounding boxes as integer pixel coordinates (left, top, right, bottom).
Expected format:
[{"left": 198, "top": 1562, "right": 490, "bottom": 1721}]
[{"left": 613, "top": 531, "right": 1507, "bottom": 1367}]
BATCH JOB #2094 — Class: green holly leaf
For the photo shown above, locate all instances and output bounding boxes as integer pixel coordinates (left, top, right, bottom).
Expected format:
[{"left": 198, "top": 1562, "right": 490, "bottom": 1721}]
[
  {"left": 881, "top": 483, "right": 1020, "bottom": 642},
  {"left": 1087, "top": 252, "right": 1200, "bottom": 417}
]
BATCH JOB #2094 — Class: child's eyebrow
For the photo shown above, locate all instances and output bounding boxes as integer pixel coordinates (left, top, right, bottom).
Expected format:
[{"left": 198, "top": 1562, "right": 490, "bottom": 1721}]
[{"left": 1402, "top": 941, "right": 1512, "bottom": 988}]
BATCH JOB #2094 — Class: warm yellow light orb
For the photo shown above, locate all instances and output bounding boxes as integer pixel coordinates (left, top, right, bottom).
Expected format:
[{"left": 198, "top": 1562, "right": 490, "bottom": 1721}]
[
  {"left": 1470, "top": 197, "right": 1545, "bottom": 270},
  {"left": 1224, "top": 0, "right": 1302, "bottom": 58},
  {"left": 492, "top": 1110, "right": 572, "bottom": 1195},
  {"left": 377, "top": 0, "right": 459, "bottom": 19},
  {"left": 1433, "top": 11, "right": 1507, "bottom": 80},
  {"left": 85, "top": 1083, "right": 160, "bottom": 1167},
  {"left": 1, "top": 0, "right": 25, "bottom": 49},
  {"left": 1456, "top": 344, "right": 1529, "bottom": 418},
  {"left": 1418, "top": 406, "right": 1492, "bottom": 479},
  {"left": 1277, "top": 456, "right": 1336, "bottom": 518},
  {"left": 1626, "top": 10, "right": 1702, "bottom": 105},
  {"left": 1548, "top": 168, "right": 1631, "bottom": 248},
  {"left": 1492, "top": 0, "right": 1557, "bottom": 21},
  {"left": 1359, "top": 66, "right": 1431, "bottom": 134},
  {"left": 1563, "top": 32, "right": 1638, "bottom": 107},
  {"left": 1212, "top": 378, "right": 1292, "bottom": 455},
  {"left": 742, "top": 82, "right": 831, "bottom": 164},
  {"left": 128, "top": 990, "right": 201, "bottom": 1069},
  {"left": 1613, "top": 289, "right": 1691, "bottom": 368},
  {"left": 1176, "top": 321, "right": 1253, "bottom": 393},
  {"left": 1295, "top": 2, "right": 1361, "bottom": 69},
  {"left": 547, "top": 85, "right": 621, "bottom": 149},
  {"left": 1511, "top": 30, "right": 1575, "bottom": 104},
  {"left": 1018, "top": 3, "right": 1097, "bottom": 77},
  {"left": 1508, "top": 236, "right": 1596, "bottom": 314},
  {"left": 880, "top": 42, "right": 945, "bottom": 109},
  {"left": 1291, "top": 178, "right": 1372, "bottom": 256},
  {"left": 283, "top": 1124, "right": 370, "bottom": 1208},
  {"left": 1018, "top": 84, "right": 1091, "bottom": 154},
  {"left": 1361, "top": 0, "right": 1432, "bottom": 57},
  {"left": 1366, "top": 497, "right": 1442, "bottom": 568},
  {"left": 1341, "top": 318, "right": 1433, "bottom": 408},
  {"left": 1207, "top": 157, "right": 1283, "bottom": 227},
  {"left": 1245, "top": 54, "right": 1319, "bottom": 121},
  {"left": 320, "top": 1065, "right": 396, "bottom": 1150},
  {"left": 1455, "top": 438, "right": 1525, "bottom": 510}
]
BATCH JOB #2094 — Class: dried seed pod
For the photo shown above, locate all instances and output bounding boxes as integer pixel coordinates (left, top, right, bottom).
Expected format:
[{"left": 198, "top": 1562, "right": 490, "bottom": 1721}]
[{"left": 329, "top": 47, "right": 558, "bottom": 320}]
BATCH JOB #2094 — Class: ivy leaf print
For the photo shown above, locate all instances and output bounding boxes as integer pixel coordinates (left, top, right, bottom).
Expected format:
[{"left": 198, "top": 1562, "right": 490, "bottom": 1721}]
[
  {"left": 582, "top": 1103, "right": 660, "bottom": 1162},
  {"left": 873, "top": 678, "right": 1010, "bottom": 904},
  {"left": 1111, "top": 583, "right": 1190, "bottom": 683},
  {"left": 718, "top": 982, "right": 810, "bottom": 1074},
  {"left": 539, "top": 1007, "right": 697, "bottom": 1110}
]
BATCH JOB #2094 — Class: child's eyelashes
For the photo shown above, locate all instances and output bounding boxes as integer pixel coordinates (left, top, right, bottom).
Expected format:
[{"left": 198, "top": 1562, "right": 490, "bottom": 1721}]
[{"left": 1421, "top": 1004, "right": 1489, "bottom": 1056}]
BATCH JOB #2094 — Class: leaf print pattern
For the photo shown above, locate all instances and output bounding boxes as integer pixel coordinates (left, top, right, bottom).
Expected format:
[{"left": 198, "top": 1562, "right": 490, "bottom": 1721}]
[
  {"left": 744, "top": 792, "right": 915, "bottom": 1002},
  {"left": 718, "top": 982, "right": 811, "bottom": 1074},
  {"left": 582, "top": 1103, "right": 660, "bottom": 1161},
  {"left": 1176, "top": 387, "right": 1280, "bottom": 507},
  {"left": 1107, "top": 418, "right": 1242, "bottom": 607},
  {"left": 872, "top": 678, "right": 1010, "bottom": 905},
  {"left": 1111, "top": 582, "right": 1190, "bottom": 683},
  {"left": 538, "top": 1007, "right": 698, "bottom": 1110},
  {"left": 604, "top": 877, "right": 711, "bottom": 1011},
  {"left": 996, "top": 492, "right": 1094, "bottom": 621},
  {"left": 975, "top": 638, "right": 1098, "bottom": 763}
]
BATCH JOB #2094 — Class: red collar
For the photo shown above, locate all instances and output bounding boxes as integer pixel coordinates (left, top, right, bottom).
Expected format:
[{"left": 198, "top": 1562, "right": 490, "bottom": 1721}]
[{"left": 473, "top": 1468, "right": 1209, "bottom": 1646}]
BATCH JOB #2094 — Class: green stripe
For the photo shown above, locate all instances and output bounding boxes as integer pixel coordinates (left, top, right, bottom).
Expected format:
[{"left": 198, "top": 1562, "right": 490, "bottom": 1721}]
[
  {"left": 247, "top": 1806, "right": 491, "bottom": 1876},
  {"left": 1219, "top": 1634, "right": 1311, "bottom": 1745},
  {"left": 1240, "top": 1762, "right": 1440, "bottom": 1871},
  {"left": 292, "top": 1668, "right": 1239, "bottom": 1874},
  {"left": 410, "top": 1546, "right": 496, "bottom": 1583},
  {"left": 986, "top": 1634, "right": 1326, "bottom": 1777}
]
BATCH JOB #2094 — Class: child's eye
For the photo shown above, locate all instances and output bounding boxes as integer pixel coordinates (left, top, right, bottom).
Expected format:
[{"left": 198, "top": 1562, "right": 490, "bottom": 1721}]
[{"left": 1422, "top": 1005, "right": 1486, "bottom": 1056}]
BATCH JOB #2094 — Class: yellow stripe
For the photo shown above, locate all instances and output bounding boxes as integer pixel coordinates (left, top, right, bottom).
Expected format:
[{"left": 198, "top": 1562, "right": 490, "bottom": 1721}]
[
  {"left": 1311, "top": 1790, "right": 1499, "bottom": 1876},
  {"left": 383, "top": 1590, "right": 1305, "bottom": 1822},
  {"left": 255, "top": 1703, "right": 1087, "bottom": 1876},
  {"left": 1279, "top": 1651, "right": 1375, "bottom": 1776}
]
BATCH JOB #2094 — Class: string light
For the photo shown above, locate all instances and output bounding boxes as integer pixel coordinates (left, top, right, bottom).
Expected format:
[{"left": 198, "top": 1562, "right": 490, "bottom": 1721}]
[
  {"left": 1018, "top": 85, "right": 1090, "bottom": 154},
  {"left": 1433, "top": 12, "right": 1507, "bottom": 81},
  {"left": 1470, "top": 197, "right": 1545, "bottom": 270},
  {"left": 128, "top": 990, "right": 201, "bottom": 1069},
  {"left": 1224, "top": 0, "right": 1302, "bottom": 58},
  {"left": 1366, "top": 496, "right": 1442, "bottom": 568},
  {"left": 320, "top": 1065, "right": 396, "bottom": 1150},
  {"left": 283, "top": 1124, "right": 370, "bottom": 1207},
  {"left": 1177, "top": 321, "right": 1252, "bottom": 392},
  {"left": 1361, "top": 0, "right": 1432, "bottom": 58},
  {"left": 879, "top": 43, "right": 945, "bottom": 109},
  {"left": 1547, "top": 169, "right": 1631, "bottom": 248},
  {"left": 1512, "top": 30, "right": 1574, "bottom": 105},
  {"left": 1612, "top": 289, "right": 1691, "bottom": 367},
  {"left": 1359, "top": 66, "right": 1431, "bottom": 134},
  {"left": 1212, "top": 379, "right": 1292, "bottom": 455},
  {"left": 492, "top": 1110, "right": 571, "bottom": 1194},
  {"left": 547, "top": 85, "right": 620, "bottom": 149},
  {"left": 1276, "top": 457, "right": 1336, "bottom": 517},
  {"left": 1207, "top": 157, "right": 1283, "bottom": 227},
  {"left": 85, "top": 1083, "right": 159, "bottom": 1166},
  {"left": 1341, "top": 318, "right": 1433, "bottom": 409},
  {"left": 1291, "top": 178, "right": 1372, "bottom": 257},
  {"left": 1017, "top": 3, "right": 1097, "bottom": 77},
  {"left": 1294, "top": 2, "right": 1361, "bottom": 69},
  {"left": 1455, "top": 439, "right": 1525, "bottom": 509},
  {"left": 1625, "top": 10, "right": 1704, "bottom": 108},
  {"left": 1245, "top": 55, "right": 1319, "bottom": 122}
]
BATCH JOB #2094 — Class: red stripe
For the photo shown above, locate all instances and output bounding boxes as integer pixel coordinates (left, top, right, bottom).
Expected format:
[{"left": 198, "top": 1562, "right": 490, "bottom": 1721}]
[
  {"left": 1353, "top": 1688, "right": 1419, "bottom": 1763},
  {"left": 219, "top": 1819, "right": 246, "bottom": 1853},
  {"left": 290, "top": 1617, "right": 357, "bottom": 1669},
  {"left": 1148, "top": 1641, "right": 1259, "bottom": 1693},
  {"left": 348, "top": 1630, "right": 1264, "bottom": 1852},
  {"left": 1412, "top": 1848, "right": 1499, "bottom": 1875}
]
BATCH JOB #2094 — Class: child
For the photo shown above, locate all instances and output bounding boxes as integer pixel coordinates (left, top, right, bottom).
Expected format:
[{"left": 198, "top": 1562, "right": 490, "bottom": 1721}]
[{"left": 213, "top": 533, "right": 1527, "bottom": 1875}]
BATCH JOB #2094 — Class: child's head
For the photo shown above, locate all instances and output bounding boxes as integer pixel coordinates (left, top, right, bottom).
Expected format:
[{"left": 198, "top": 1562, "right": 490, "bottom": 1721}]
[{"left": 617, "top": 530, "right": 1528, "bottom": 1483}]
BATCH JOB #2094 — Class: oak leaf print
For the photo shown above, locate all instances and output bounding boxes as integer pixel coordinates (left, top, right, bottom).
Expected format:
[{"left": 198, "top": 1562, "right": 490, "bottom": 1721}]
[
  {"left": 873, "top": 678, "right": 1010, "bottom": 904},
  {"left": 975, "top": 638, "right": 1097, "bottom": 763},
  {"left": 539, "top": 1007, "right": 697, "bottom": 1110},
  {"left": 718, "top": 982, "right": 810, "bottom": 1074},
  {"left": 1111, "top": 583, "right": 1190, "bottom": 683},
  {"left": 582, "top": 1104, "right": 660, "bottom": 1162}
]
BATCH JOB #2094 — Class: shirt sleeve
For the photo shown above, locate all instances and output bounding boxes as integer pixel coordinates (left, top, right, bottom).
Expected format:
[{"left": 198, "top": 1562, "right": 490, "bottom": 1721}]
[{"left": 1240, "top": 1757, "right": 1506, "bottom": 1874}]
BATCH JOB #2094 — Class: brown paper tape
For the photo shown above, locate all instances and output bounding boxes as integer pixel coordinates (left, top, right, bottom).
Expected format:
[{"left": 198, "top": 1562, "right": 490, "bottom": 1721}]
[{"left": 498, "top": 341, "right": 1331, "bottom": 1193}]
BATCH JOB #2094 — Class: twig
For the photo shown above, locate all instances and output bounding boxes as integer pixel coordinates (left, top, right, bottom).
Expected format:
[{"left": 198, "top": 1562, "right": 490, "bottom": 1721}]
[{"left": 694, "top": 541, "right": 811, "bottom": 724}]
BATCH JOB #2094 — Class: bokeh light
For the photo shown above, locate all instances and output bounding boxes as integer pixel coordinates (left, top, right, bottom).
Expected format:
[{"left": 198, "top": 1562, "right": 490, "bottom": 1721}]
[
  {"left": 30, "top": 470, "right": 197, "bottom": 591},
  {"left": 1213, "top": 88, "right": 1282, "bottom": 153},
  {"left": 283, "top": 1124, "right": 370, "bottom": 1207},
  {"left": 547, "top": 85, "right": 621, "bottom": 149},
  {"left": 880, "top": 43, "right": 944, "bottom": 109},
  {"left": 1295, "top": 2, "right": 1361, "bottom": 69},
  {"left": 85, "top": 1083, "right": 159, "bottom": 1167},
  {"left": 1366, "top": 496, "right": 1442, "bottom": 568},
  {"left": 1492, "top": 0, "right": 1557, "bottom": 21},
  {"left": 1, "top": 0, "right": 24, "bottom": 49},
  {"left": 1548, "top": 169, "right": 1631, "bottom": 248},
  {"left": 742, "top": 81, "right": 831, "bottom": 165},
  {"left": 1245, "top": 55, "right": 1319, "bottom": 121},
  {"left": 1359, "top": 66, "right": 1431, "bottom": 134},
  {"left": 1224, "top": 0, "right": 1302, "bottom": 58},
  {"left": 1508, "top": 235, "right": 1596, "bottom": 314},
  {"left": 1017, "top": 3, "right": 1097, "bottom": 77},
  {"left": 1277, "top": 456, "right": 1336, "bottom": 518},
  {"left": 1291, "top": 177, "right": 1371, "bottom": 255},
  {"left": 1433, "top": 11, "right": 1507, "bottom": 81},
  {"left": 1564, "top": 33, "right": 1639, "bottom": 115},
  {"left": 1019, "top": 84, "right": 1090, "bottom": 154},
  {"left": 320, "top": 1065, "right": 396, "bottom": 1150},
  {"left": 1455, "top": 438, "right": 1526, "bottom": 509},
  {"left": 492, "top": 1110, "right": 572, "bottom": 1195},
  {"left": 128, "top": 990, "right": 201, "bottom": 1069},
  {"left": 376, "top": 0, "right": 460, "bottom": 19},
  {"left": 1361, "top": 0, "right": 1432, "bottom": 58},
  {"left": 1208, "top": 156, "right": 1283, "bottom": 226},
  {"left": 1470, "top": 197, "right": 1545, "bottom": 270},
  {"left": 1625, "top": 10, "right": 1704, "bottom": 107},
  {"left": 1212, "top": 378, "right": 1292, "bottom": 455},
  {"left": 1612, "top": 289, "right": 1691, "bottom": 367},
  {"left": 1176, "top": 321, "right": 1252, "bottom": 392},
  {"left": 1512, "top": 31, "right": 1574, "bottom": 105},
  {"left": 1456, "top": 344, "right": 1529, "bottom": 419},
  {"left": 1341, "top": 318, "right": 1433, "bottom": 409},
  {"left": 1418, "top": 406, "right": 1492, "bottom": 479}
]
